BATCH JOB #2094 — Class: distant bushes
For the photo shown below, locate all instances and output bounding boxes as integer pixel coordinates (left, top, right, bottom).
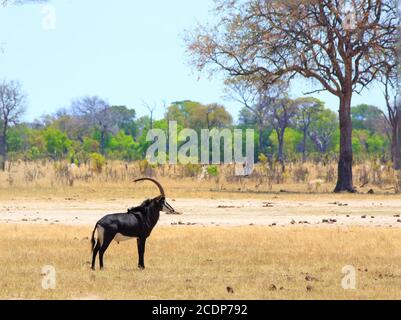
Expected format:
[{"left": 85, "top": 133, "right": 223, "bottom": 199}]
[
  {"left": 0, "top": 160, "right": 399, "bottom": 193},
  {"left": 90, "top": 153, "right": 106, "bottom": 173},
  {"left": 207, "top": 165, "right": 219, "bottom": 177}
]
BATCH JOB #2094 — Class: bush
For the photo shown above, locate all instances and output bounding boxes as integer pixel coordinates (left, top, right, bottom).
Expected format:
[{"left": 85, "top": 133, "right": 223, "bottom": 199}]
[
  {"left": 138, "top": 159, "right": 156, "bottom": 176},
  {"left": 293, "top": 166, "right": 309, "bottom": 182},
  {"left": 207, "top": 165, "right": 219, "bottom": 177},
  {"left": 269, "top": 128, "right": 303, "bottom": 160},
  {"left": 107, "top": 131, "right": 137, "bottom": 161},
  {"left": 184, "top": 163, "right": 202, "bottom": 177},
  {"left": 90, "top": 153, "right": 106, "bottom": 173},
  {"left": 43, "top": 127, "right": 72, "bottom": 159},
  {"left": 83, "top": 137, "right": 100, "bottom": 153},
  {"left": 27, "top": 147, "right": 41, "bottom": 161},
  {"left": 258, "top": 153, "right": 268, "bottom": 165}
]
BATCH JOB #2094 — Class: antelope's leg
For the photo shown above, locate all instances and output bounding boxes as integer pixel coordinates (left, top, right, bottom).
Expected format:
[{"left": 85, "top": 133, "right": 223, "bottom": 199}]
[
  {"left": 99, "top": 232, "right": 114, "bottom": 270},
  {"left": 137, "top": 237, "right": 147, "bottom": 269}
]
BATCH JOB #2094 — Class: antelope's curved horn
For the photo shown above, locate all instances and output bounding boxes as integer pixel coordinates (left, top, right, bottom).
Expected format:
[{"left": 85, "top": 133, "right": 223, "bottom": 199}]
[{"left": 134, "top": 178, "right": 165, "bottom": 197}]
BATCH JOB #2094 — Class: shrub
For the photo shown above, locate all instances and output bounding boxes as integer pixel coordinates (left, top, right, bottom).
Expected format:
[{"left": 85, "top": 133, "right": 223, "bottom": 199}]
[
  {"left": 294, "top": 165, "right": 309, "bottom": 182},
  {"left": 138, "top": 159, "right": 156, "bottom": 176},
  {"left": 90, "top": 153, "right": 106, "bottom": 173},
  {"left": 83, "top": 137, "right": 100, "bottom": 153},
  {"left": 184, "top": 163, "right": 202, "bottom": 177},
  {"left": 258, "top": 153, "right": 268, "bottom": 164},
  {"left": 207, "top": 165, "right": 219, "bottom": 177},
  {"left": 28, "top": 147, "right": 41, "bottom": 161}
]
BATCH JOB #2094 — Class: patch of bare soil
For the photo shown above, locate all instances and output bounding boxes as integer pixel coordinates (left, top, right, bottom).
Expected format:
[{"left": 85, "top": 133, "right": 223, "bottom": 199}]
[{"left": 1, "top": 198, "right": 401, "bottom": 228}]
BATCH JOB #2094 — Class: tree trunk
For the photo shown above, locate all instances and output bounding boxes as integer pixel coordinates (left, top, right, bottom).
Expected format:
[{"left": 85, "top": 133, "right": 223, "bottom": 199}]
[
  {"left": 302, "top": 128, "right": 307, "bottom": 163},
  {"left": 0, "top": 133, "right": 6, "bottom": 171},
  {"left": 277, "top": 129, "right": 285, "bottom": 171},
  {"left": 334, "top": 92, "right": 355, "bottom": 193},
  {"left": 259, "top": 125, "right": 263, "bottom": 155},
  {"left": 100, "top": 128, "right": 106, "bottom": 155},
  {"left": 150, "top": 112, "right": 153, "bottom": 129},
  {"left": 392, "top": 112, "right": 401, "bottom": 170}
]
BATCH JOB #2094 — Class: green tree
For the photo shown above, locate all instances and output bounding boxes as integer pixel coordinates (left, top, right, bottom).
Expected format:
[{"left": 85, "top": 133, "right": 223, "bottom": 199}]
[
  {"left": 205, "top": 103, "right": 233, "bottom": 129},
  {"left": 83, "top": 136, "right": 100, "bottom": 154},
  {"left": 71, "top": 97, "right": 138, "bottom": 155},
  {"left": 269, "top": 128, "right": 303, "bottom": 161},
  {"left": 266, "top": 97, "right": 298, "bottom": 169},
  {"left": 107, "top": 130, "right": 138, "bottom": 161},
  {"left": 134, "top": 116, "right": 153, "bottom": 158},
  {"left": 28, "top": 129, "right": 46, "bottom": 158},
  {"left": 7, "top": 124, "right": 31, "bottom": 155},
  {"left": 352, "top": 136, "right": 363, "bottom": 158},
  {"left": 309, "top": 109, "right": 338, "bottom": 154},
  {"left": 294, "top": 97, "right": 325, "bottom": 162},
  {"left": 43, "top": 127, "right": 72, "bottom": 159},
  {"left": 367, "top": 134, "right": 387, "bottom": 156},
  {"left": 352, "top": 104, "right": 388, "bottom": 135},
  {"left": 167, "top": 101, "right": 232, "bottom": 131},
  {"left": 354, "top": 130, "right": 371, "bottom": 154},
  {"left": 238, "top": 108, "right": 257, "bottom": 126},
  {"left": 109, "top": 106, "right": 137, "bottom": 136}
]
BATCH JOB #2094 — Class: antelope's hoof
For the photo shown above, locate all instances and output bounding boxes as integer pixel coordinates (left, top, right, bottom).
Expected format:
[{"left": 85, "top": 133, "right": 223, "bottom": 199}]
[{"left": 138, "top": 265, "right": 145, "bottom": 270}]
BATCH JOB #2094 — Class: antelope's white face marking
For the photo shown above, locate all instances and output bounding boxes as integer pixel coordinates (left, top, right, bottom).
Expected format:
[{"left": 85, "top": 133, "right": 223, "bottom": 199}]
[
  {"left": 97, "top": 226, "right": 105, "bottom": 247},
  {"left": 162, "top": 201, "right": 175, "bottom": 214},
  {"left": 114, "top": 233, "right": 135, "bottom": 243}
]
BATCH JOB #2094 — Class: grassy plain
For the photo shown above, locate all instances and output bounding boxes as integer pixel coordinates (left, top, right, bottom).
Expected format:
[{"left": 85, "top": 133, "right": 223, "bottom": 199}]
[
  {"left": 1, "top": 161, "right": 401, "bottom": 300},
  {"left": 1, "top": 225, "right": 401, "bottom": 300}
]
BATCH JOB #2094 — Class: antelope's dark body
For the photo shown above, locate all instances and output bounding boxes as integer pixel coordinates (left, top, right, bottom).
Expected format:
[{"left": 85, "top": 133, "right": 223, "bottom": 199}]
[{"left": 90, "top": 178, "right": 174, "bottom": 270}]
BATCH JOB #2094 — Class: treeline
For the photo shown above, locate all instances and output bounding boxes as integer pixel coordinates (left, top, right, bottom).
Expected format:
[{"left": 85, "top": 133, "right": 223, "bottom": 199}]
[{"left": 3, "top": 95, "right": 392, "bottom": 165}]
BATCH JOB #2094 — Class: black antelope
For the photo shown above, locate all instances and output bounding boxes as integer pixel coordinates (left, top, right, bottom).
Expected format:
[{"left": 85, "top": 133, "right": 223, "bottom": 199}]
[{"left": 90, "top": 178, "right": 175, "bottom": 270}]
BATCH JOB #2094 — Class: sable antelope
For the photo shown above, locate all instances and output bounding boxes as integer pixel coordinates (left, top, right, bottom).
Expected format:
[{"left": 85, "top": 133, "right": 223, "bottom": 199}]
[{"left": 90, "top": 178, "right": 175, "bottom": 270}]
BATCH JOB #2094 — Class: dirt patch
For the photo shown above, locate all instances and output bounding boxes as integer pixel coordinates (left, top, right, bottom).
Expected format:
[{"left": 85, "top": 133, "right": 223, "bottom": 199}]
[{"left": 1, "top": 197, "right": 401, "bottom": 228}]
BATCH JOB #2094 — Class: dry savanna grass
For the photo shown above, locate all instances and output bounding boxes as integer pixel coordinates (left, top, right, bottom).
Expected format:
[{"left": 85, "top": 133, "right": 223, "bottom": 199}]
[
  {"left": 0, "top": 160, "right": 400, "bottom": 200},
  {"left": 2, "top": 224, "right": 401, "bottom": 300}
]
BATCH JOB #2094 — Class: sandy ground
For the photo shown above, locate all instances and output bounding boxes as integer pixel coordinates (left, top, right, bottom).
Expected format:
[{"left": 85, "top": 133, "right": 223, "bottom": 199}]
[{"left": 1, "top": 197, "right": 401, "bottom": 228}]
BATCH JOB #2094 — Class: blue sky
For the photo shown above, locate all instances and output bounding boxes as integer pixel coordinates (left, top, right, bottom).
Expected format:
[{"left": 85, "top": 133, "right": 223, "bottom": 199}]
[{"left": 0, "top": 0, "right": 387, "bottom": 122}]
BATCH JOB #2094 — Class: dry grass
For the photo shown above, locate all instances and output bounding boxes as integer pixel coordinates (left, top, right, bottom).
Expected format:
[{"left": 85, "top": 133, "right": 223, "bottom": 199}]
[
  {"left": 1, "top": 224, "right": 401, "bottom": 300},
  {"left": 0, "top": 160, "right": 399, "bottom": 200},
  {"left": 2, "top": 160, "right": 400, "bottom": 300}
]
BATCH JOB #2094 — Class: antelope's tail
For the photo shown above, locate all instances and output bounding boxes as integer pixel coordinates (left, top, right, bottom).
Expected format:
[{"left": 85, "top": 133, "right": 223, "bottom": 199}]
[{"left": 91, "top": 224, "right": 98, "bottom": 252}]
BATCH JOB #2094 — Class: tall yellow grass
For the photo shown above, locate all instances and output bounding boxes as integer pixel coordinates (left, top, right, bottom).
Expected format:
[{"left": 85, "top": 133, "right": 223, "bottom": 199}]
[
  {"left": 0, "top": 160, "right": 398, "bottom": 198},
  {"left": 1, "top": 224, "right": 401, "bottom": 300}
]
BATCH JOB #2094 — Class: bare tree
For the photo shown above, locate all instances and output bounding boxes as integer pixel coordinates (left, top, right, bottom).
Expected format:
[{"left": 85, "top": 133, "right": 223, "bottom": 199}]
[
  {"left": 0, "top": 2, "right": 46, "bottom": 170},
  {"left": 71, "top": 96, "right": 111, "bottom": 155},
  {"left": 0, "top": 80, "right": 26, "bottom": 171},
  {"left": 72, "top": 96, "right": 109, "bottom": 125},
  {"left": 143, "top": 101, "right": 156, "bottom": 129},
  {"left": 186, "top": 0, "right": 399, "bottom": 192},
  {"left": 226, "top": 77, "right": 284, "bottom": 153},
  {"left": 383, "top": 72, "right": 400, "bottom": 169},
  {"left": 266, "top": 97, "right": 298, "bottom": 170},
  {"left": 294, "top": 97, "right": 324, "bottom": 162},
  {"left": 382, "top": 42, "right": 401, "bottom": 169}
]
